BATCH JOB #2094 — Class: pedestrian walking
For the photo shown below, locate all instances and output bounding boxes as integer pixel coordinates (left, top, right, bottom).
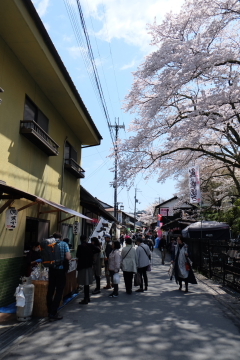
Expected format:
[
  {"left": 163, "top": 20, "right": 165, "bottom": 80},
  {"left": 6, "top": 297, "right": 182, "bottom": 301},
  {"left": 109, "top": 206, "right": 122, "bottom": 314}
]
[
  {"left": 76, "top": 235, "right": 100, "bottom": 304},
  {"left": 172, "top": 235, "right": 197, "bottom": 292},
  {"left": 159, "top": 235, "right": 167, "bottom": 264},
  {"left": 91, "top": 237, "right": 102, "bottom": 295},
  {"left": 103, "top": 234, "right": 112, "bottom": 289},
  {"left": 121, "top": 237, "right": 138, "bottom": 294},
  {"left": 135, "top": 237, "right": 151, "bottom": 292},
  {"left": 46, "top": 232, "right": 71, "bottom": 321},
  {"left": 108, "top": 241, "right": 121, "bottom": 298},
  {"left": 120, "top": 233, "right": 125, "bottom": 247},
  {"left": 144, "top": 235, "right": 154, "bottom": 251}
]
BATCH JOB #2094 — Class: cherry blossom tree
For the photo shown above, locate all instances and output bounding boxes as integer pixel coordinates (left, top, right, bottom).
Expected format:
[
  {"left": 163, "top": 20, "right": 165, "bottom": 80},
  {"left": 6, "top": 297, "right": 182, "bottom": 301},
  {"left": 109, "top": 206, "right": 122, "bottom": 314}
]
[
  {"left": 118, "top": 0, "right": 240, "bottom": 192},
  {"left": 138, "top": 202, "right": 159, "bottom": 226}
]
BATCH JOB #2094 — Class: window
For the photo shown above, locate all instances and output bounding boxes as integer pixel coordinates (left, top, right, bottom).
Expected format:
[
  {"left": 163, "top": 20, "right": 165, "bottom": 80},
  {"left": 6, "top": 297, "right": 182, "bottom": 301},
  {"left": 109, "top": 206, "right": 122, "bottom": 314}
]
[
  {"left": 65, "top": 141, "right": 77, "bottom": 162},
  {"left": 24, "top": 96, "right": 49, "bottom": 133},
  {"left": 64, "top": 141, "right": 84, "bottom": 177}
]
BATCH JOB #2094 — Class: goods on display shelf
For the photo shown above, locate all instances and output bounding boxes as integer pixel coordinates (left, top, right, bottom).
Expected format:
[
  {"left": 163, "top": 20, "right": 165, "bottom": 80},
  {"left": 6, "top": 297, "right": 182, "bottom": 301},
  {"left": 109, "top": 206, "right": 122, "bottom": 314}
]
[{"left": 30, "top": 259, "right": 78, "bottom": 318}]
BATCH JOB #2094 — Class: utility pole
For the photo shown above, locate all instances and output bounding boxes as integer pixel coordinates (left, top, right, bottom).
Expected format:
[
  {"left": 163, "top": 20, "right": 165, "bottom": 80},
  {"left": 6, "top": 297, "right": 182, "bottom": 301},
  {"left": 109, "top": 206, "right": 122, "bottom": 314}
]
[
  {"left": 109, "top": 118, "right": 125, "bottom": 219},
  {"left": 134, "top": 188, "right": 141, "bottom": 231}
]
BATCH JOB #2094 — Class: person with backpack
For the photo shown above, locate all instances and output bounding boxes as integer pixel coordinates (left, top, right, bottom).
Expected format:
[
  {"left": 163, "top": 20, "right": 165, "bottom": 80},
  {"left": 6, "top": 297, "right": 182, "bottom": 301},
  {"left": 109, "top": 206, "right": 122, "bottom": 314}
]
[
  {"left": 135, "top": 237, "right": 151, "bottom": 292},
  {"left": 44, "top": 232, "right": 71, "bottom": 322},
  {"left": 121, "top": 237, "right": 138, "bottom": 294}
]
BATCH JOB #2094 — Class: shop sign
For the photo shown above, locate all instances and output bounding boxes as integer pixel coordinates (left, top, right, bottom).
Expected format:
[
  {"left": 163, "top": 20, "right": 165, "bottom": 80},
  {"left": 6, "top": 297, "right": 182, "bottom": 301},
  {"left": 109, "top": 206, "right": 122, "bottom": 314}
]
[
  {"left": 160, "top": 208, "right": 168, "bottom": 216},
  {"left": 6, "top": 207, "right": 18, "bottom": 230},
  {"left": 188, "top": 165, "right": 201, "bottom": 203},
  {"left": 73, "top": 221, "right": 80, "bottom": 235}
]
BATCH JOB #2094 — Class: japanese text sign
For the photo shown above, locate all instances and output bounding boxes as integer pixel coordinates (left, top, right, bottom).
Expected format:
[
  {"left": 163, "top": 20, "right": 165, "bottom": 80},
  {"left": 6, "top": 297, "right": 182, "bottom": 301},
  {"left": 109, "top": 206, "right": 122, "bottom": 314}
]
[
  {"left": 6, "top": 208, "right": 18, "bottom": 230},
  {"left": 73, "top": 221, "right": 80, "bottom": 235},
  {"left": 188, "top": 166, "right": 201, "bottom": 203}
]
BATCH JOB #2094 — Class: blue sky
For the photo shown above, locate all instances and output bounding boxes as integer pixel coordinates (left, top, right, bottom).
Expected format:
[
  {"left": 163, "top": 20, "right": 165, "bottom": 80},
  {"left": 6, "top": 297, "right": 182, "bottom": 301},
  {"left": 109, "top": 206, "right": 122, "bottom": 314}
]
[{"left": 32, "top": 0, "right": 184, "bottom": 213}]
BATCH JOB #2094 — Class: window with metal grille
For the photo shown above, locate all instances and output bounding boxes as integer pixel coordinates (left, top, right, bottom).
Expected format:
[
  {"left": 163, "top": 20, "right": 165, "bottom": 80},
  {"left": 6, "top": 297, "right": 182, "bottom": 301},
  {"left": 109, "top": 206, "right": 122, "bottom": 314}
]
[
  {"left": 24, "top": 96, "right": 49, "bottom": 133},
  {"left": 65, "top": 141, "right": 78, "bottom": 162}
]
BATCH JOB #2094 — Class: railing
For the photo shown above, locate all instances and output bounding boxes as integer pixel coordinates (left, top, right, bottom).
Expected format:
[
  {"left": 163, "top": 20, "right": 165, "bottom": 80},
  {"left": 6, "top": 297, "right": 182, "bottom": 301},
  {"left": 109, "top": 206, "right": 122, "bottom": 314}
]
[
  {"left": 64, "top": 158, "right": 85, "bottom": 178},
  {"left": 184, "top": 238, "right": 240, "bottom": 292},
  {"left": 20, "top": 120, "right": 59, "bottom": 155}
]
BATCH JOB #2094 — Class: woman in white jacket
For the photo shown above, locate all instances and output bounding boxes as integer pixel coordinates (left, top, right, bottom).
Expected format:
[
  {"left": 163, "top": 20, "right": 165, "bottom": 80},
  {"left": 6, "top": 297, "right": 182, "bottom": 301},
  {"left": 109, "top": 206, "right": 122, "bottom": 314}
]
[
  {"left": 108, "top": 241, "right": 121, "bottom": 298},
  {"left": 121, "top": 237, "right": 138, "bottom": 294}
]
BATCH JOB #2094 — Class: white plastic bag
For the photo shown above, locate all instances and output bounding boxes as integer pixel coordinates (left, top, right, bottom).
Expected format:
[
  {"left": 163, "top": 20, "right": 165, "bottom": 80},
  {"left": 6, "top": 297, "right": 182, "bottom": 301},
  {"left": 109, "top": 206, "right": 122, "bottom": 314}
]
[
  {"left": 113, "top": 273, "right": 120, "bottom": 284},
  {"left": 15, "top": 286, "right": 25, "bottom": 307}
]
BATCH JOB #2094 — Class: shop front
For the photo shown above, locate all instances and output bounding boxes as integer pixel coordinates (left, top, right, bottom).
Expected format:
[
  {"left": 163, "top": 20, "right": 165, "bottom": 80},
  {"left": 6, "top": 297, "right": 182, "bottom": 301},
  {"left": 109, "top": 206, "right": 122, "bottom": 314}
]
[{"left": 0, "top": 182, "right": 91, "bottom": 308}]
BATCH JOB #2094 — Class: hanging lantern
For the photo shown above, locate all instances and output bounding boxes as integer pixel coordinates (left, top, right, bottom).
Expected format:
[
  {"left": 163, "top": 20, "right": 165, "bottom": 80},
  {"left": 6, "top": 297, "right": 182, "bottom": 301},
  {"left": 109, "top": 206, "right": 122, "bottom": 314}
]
[
  {"left": 6, "top": 207, "right": 18, "bottom": 230},
  {"left": 73, "top": 221, "right": 80, "bottom": 235}
]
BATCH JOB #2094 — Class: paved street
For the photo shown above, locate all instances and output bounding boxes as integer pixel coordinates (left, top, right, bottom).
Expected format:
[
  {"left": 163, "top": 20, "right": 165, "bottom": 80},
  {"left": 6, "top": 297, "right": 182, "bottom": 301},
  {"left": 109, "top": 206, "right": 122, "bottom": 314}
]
[{"left": 2, "top": 251, "right": 240, "bottom": 360}]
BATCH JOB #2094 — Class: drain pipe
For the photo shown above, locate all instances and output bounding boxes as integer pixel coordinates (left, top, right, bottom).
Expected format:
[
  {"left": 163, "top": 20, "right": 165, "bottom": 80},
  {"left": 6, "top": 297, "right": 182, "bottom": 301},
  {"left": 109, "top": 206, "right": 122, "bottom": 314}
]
[{"left": 59, "top": 136, "right": 68, "bottom": 229}]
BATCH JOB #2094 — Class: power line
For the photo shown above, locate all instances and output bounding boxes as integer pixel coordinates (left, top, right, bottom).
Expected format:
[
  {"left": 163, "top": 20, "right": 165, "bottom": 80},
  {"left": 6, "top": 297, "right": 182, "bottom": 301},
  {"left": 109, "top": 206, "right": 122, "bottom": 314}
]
[
  {"left": 101, "top": 2, "right": 124, "bottom": 118},
  {"left": 85, "top": 0, "right": 116, "bottom": 120},
  {"left": 83, "top": 158, "right": 111, "bottom": 180},
  {"left": 64, "top": 0, "right": 115, "bottom": 146}
]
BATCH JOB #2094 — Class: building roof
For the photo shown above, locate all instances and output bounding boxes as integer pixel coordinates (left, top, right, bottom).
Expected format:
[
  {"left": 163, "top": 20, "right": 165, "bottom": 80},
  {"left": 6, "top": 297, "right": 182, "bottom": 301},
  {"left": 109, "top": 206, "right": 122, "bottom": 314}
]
[
  {"left": 80, "top": 187, "right": 118, "bottom": 223},
  {"left": 0, "top": 0, "right": 102, "bottom": 145},
  {"left": 154, "top": 196, "right": 197, "bottom": 216}
]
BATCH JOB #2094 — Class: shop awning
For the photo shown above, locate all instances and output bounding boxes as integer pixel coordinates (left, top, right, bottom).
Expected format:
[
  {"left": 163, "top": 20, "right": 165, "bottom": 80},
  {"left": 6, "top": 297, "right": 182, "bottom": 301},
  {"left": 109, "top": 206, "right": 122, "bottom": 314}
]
[
  {"left": 80, "top": 186, "right": 118, "bottom": 223},
  {"left": 0, "top": 182, "right": 92, "bottom": 221}
]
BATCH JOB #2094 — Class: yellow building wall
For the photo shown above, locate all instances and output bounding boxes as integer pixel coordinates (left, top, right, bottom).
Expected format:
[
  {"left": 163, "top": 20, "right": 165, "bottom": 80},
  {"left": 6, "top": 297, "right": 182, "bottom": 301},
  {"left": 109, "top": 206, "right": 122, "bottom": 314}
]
[{"left": 0, "top": 35, "right": 82, "bottom": 259}]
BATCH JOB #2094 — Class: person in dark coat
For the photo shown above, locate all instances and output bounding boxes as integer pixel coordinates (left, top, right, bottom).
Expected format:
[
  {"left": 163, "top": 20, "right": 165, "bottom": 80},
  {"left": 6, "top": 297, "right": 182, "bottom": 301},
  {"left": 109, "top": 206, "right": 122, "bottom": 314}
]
[
  {"left": 158, "top": 235, "right": 167, "bottom": 264},
  {"left": 172, "top": 236, "right": 197, "bottom": 292},
  {"left": 144, "top": 235, "right": 154, "bottom": 251},
  {"left": 91, "top": 237, "right": 102, "bottom": 294},
  {"left": 76, "top": 235, "right": 100, "bottom": 304}
]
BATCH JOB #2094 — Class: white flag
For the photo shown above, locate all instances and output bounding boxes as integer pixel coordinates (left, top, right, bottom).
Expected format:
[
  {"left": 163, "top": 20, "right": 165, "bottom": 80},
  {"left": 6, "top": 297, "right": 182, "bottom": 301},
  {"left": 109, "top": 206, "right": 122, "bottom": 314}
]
[{"left": 188, "top": 166, "right": 201, "bottom": 203}]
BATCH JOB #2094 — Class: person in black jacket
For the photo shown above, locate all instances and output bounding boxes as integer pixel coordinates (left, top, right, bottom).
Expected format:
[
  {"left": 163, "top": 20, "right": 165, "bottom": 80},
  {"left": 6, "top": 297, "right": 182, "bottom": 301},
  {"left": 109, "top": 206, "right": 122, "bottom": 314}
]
[
  {"left": 158, "top": 235, "right": 167, "bottom": 264},
  {"left": 103, "top": 234, "right": 112, "bottom": 289},
  {"left": 144, "top": 235, "right": 154, "bottom": 252},
  {"left": 76, "top": 235, "right": 100, "bottom": 304}
]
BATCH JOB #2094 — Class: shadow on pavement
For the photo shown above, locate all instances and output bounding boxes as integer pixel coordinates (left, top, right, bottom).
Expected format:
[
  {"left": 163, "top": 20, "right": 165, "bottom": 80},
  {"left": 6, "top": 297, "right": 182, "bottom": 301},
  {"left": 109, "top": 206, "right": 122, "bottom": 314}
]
[{"left": 3, "top": 250, "right": 240, "bottom": 360}]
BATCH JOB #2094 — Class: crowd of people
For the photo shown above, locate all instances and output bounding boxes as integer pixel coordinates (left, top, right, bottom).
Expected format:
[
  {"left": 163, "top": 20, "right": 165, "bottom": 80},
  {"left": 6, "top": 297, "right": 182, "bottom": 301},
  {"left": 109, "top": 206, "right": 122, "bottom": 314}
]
[
  {"left": 76, "top": 234, "right": 152, "bottom": 301},
  {"left": 76, "top": 232, "right": 197, "bottom": 304},
  {"left": 26, "top": 231, "right": 197, "bottom": 322}
]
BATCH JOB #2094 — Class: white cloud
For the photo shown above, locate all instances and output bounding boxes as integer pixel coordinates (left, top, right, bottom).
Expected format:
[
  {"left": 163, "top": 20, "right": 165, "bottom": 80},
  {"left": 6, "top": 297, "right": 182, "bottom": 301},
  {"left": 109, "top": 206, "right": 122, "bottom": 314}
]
[
  {"left": 68, "top": 46, "right": 87, "bottom": 59},
  {"left": 68, "top": 46, "right": 106, "bottom": 70},
  {"left": 80, "top": 0, "right": 185, "bottom": 52},
  {"left": 120, "top": 60, "right": 136, "bottom": 70},
  {"left": 63, "top": 35, "right": 73, "bottom": 43},
  {"left": 31, "top": 0, "right": 50, "bottom": 17}
]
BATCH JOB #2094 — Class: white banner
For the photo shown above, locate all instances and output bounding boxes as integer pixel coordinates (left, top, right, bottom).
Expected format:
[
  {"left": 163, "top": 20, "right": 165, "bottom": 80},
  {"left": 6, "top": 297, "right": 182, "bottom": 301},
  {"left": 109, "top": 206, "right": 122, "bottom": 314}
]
[
  {"left": 188, "top": 165, "right": 201, "bottom": 203},
  {"left": 89, "top": 217, "right": 113, "bottom": 243}
]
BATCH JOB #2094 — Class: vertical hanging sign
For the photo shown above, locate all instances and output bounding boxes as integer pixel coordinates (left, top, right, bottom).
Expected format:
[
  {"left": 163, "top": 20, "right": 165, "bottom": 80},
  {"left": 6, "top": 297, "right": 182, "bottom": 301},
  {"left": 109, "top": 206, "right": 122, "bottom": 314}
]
[
  {"left": 188, "top": 165, "right": 201, "bottom": 203},
  {"left": 73, "top": 221, "right": 80, "bottom": 235},
  {"left": 6, "top": 207, "right": 18, "bottom": 230}
]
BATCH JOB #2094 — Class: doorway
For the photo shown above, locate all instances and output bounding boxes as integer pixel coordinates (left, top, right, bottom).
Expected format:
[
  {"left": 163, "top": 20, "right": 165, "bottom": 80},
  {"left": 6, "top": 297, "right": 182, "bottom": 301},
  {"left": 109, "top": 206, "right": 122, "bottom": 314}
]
[{"left": 25, "top": 217, "right": 50, "bottom": 250}]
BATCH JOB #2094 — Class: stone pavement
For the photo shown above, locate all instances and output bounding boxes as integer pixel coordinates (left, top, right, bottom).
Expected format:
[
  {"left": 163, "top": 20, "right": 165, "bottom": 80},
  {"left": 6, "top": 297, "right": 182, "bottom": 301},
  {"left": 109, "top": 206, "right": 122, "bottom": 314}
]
[{"left": 1, "top": 250, "right": 240, "bottom": 360}]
